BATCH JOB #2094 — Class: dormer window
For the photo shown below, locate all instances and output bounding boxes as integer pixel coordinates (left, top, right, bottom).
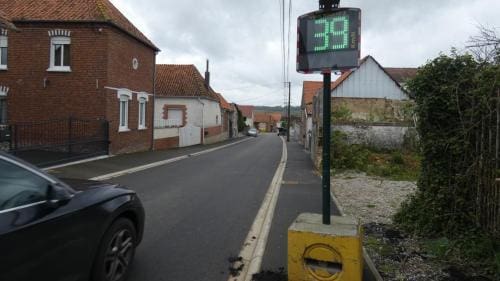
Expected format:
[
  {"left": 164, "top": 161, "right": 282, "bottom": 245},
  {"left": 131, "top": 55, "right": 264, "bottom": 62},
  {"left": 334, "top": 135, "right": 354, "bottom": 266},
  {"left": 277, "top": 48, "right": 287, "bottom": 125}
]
[
  {"left": 48, "top": 30, "right": 71, "bottom": 72},
  {"left": 0, "top": 29, "right": 7, "bottom": 70}
]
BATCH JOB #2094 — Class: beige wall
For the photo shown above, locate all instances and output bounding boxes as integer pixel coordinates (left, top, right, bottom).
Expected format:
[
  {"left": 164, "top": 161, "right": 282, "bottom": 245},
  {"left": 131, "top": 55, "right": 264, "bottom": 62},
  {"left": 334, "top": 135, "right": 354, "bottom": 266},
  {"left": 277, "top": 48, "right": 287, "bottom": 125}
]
[{"left": 332, "top": 97, "right": 413, "bottom": 122}]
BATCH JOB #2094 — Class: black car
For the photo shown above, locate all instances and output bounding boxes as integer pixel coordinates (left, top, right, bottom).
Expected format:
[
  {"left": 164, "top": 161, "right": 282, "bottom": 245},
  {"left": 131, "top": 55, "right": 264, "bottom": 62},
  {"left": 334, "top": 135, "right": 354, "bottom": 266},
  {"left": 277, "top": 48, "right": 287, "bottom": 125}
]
[{"left": 0, "top": 152, "right": 145, "bottom": 281}]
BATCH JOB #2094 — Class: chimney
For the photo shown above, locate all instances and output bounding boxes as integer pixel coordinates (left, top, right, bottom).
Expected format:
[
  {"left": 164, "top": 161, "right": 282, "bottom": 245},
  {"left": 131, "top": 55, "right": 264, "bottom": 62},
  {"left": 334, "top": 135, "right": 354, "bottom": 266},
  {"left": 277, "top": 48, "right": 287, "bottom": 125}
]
[{"left": 205, "top": 59, "right": 210, "bottom": 88}]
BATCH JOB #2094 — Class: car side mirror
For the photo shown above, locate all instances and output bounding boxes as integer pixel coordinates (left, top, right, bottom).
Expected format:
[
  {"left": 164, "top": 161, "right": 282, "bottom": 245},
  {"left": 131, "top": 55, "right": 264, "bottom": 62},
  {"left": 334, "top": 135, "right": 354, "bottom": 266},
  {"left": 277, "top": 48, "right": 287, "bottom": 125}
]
[{"left": 47, "top": 183, "right": 73, "bottom": 208}]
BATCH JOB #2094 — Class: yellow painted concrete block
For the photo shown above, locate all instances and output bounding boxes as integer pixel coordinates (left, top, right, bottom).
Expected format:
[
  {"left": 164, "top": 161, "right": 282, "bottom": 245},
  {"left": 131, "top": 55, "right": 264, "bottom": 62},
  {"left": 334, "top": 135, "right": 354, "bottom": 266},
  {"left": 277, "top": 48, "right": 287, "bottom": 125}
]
[{"left": 288, "top": 213, "right": 363, "bottom": 281}]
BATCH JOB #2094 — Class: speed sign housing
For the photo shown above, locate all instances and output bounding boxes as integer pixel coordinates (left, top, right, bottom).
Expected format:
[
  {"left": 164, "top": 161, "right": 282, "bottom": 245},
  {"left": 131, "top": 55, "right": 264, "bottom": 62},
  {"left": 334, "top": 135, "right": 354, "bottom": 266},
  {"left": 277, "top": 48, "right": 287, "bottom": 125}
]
[{"left": 297, "top": 8, "right": 361, "bottom": 73}]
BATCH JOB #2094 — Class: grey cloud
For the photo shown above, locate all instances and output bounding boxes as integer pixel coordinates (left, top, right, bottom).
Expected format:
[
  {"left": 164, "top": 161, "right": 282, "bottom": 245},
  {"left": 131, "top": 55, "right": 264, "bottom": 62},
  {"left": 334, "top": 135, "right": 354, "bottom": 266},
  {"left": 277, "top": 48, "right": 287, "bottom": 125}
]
[{"left": 112, "top": 0, "right": 500, "bottom": 106}]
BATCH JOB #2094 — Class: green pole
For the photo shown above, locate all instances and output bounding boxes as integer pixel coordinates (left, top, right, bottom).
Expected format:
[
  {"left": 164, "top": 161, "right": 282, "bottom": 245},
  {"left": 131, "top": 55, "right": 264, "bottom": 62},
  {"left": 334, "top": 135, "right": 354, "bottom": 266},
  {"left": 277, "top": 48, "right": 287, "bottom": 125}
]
[{"left": 322, "top": 72, "right": 332, "bottom": 225}]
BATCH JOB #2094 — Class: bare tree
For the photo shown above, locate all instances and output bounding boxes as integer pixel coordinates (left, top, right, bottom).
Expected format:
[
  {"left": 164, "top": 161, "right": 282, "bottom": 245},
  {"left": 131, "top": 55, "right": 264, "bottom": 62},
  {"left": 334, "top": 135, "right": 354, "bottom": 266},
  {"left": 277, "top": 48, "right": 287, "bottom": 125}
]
[{"left": 467, "top": 25, "right": 500, "bottom": 64}]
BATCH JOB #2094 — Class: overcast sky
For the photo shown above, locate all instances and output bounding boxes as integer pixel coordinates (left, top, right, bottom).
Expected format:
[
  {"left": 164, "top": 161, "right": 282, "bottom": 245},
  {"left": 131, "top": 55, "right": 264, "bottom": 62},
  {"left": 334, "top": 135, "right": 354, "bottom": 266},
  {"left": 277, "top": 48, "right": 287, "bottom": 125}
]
[{"left": 110, "top": 0, "right": 500, "bottom": 106}]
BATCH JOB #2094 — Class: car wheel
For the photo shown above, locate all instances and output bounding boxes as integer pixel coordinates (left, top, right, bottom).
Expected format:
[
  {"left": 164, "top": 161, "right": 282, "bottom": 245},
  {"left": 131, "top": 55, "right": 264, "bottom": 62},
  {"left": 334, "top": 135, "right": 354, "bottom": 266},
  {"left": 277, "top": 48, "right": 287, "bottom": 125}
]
[{"left": 92, "top": 218, "right": 137, "bottom": 281}]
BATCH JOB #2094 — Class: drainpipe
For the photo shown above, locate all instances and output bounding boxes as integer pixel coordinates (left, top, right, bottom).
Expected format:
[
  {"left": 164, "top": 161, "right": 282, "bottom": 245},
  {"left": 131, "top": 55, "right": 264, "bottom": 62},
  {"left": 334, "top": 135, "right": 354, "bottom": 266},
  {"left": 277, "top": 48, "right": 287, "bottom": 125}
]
[
  {"left": 197, "top": 97, "right": 205, "bottom": 144},
  {"left": 151, "top": 53, "right": 157, "bottom": 151}
]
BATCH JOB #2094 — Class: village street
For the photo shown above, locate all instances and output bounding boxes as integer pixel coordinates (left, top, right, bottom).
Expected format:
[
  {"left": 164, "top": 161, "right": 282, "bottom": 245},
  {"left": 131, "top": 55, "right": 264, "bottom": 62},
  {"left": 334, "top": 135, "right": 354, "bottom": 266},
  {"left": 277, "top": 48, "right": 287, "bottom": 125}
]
[
  {"left": 46, "top": 133, "right": 378, "bottom": 281},
  {"left": 88, "top": 134, "right": 283, "bottom": 281},
  {"left": 123, "top": 134, "right": 282, "bottom": 280}
]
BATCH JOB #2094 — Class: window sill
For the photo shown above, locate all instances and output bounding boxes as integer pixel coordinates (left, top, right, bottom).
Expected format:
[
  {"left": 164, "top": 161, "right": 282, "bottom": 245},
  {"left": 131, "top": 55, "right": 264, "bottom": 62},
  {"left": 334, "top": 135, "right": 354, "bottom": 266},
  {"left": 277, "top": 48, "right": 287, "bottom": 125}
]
[
  {"left": 154, "top": 125, "right": 183, "bottom": 129},
  {"left": 0, "top": 65, "right": 7, "bottom": 71},
  {"left": 47, "top": 66, "right": 71, "bottom": 72},
  {"left": 138, "top": 126, "right": 148, "bottom": 131},
  {"left": 118, "top": 128, "right": 130, "bottom": 133}
]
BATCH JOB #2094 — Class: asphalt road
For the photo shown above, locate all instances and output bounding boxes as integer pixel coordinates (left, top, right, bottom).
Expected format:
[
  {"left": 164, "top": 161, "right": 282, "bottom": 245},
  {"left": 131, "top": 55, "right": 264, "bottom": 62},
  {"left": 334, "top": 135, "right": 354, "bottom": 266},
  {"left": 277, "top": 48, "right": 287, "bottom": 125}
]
[{"left": 110, "top": 134, "right": 283, "bottom": 281}]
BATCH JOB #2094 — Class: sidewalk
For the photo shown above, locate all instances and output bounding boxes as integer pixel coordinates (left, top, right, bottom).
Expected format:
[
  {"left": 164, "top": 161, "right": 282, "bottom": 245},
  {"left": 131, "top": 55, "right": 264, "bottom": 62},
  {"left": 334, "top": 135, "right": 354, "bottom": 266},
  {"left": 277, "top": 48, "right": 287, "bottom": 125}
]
[
  {"left": 259, "top": 140, "right": 377, "bottom": 281},
  {"left": 48, "top": 137, "right": 247, "bottom": 179}
]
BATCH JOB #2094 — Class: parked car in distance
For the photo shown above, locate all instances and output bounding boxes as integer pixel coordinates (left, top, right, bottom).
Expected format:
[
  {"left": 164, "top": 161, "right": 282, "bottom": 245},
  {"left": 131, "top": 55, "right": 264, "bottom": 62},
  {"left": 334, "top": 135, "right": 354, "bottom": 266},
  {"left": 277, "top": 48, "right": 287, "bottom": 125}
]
[
  {"left": 278, "top": 128, "right": 287, "bottom": 136},
  {"left": 247, "top": 128, "right": 259, "bottom": 137},
  {"left": 0, "top": 152, "right": 145, "bottom": 281}
]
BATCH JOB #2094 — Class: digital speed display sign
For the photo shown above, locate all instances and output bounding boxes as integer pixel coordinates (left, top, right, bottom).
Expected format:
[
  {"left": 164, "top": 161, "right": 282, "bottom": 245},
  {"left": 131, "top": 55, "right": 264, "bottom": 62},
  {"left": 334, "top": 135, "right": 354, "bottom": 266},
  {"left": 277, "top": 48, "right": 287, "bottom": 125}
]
[{"left": 297, "top": 8, "right": 361, "bottom": 73}]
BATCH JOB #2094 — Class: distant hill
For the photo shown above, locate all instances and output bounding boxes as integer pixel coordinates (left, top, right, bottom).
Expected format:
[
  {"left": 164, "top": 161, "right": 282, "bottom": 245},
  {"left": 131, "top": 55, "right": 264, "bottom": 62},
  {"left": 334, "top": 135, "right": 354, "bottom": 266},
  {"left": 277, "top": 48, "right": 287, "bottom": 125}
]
[{"left": 254, "top": 106, "right": 301, "bottom": 116}]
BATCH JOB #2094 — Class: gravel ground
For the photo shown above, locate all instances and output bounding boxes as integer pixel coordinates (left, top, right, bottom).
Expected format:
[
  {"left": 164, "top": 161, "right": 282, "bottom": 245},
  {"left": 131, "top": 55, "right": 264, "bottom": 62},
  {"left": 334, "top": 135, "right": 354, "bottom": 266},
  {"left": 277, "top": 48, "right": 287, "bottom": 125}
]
[
  {"left": 331, "top": 172, "right": 493, "bottom": 281},
  {"left": 331, "top": 172, "right": 417, "bottom": 224}
]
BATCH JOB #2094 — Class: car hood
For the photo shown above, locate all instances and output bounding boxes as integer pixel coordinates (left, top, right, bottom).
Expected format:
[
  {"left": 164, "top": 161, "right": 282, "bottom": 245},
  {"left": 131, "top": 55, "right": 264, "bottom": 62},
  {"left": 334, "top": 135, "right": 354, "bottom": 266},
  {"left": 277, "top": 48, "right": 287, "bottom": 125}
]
[{"left": 60, "top": 178, "right": 122, "bottom": 192}]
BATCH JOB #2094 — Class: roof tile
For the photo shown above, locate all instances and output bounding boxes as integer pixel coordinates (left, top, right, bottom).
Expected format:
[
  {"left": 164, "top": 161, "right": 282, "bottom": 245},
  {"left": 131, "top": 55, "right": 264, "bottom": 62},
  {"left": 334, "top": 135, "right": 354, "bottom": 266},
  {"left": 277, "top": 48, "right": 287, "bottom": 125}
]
[
  {"left": 237, "top": 105, "right": 254, "bottom": 118},
  {"left": 155, "top": 64, "right": 219, "bottom": 100},
  {"left": 0, "top": 0, "right": 158, "bottom": 50},
  {"left": 216, "top": 92, "right": 233, "bottom": 111}
]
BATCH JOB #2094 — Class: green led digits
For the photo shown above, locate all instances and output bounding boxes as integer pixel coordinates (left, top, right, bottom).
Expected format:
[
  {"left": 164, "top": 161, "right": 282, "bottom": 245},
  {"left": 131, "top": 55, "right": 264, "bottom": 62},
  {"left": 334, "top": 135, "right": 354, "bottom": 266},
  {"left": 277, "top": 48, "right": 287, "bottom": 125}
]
[
  {"left": 314, "top": 19, "right": 330, "bottom": 52},
  {"left": 313, "top": 16, "right": 350, "bottom": 52}
]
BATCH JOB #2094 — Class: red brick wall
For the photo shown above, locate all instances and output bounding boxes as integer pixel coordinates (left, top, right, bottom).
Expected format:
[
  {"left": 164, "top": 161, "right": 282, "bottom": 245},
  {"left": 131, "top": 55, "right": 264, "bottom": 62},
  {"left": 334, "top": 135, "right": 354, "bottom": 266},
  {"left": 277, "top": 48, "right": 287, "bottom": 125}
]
[
  {"left": 0, "top": 23, "right": 108, "bottom": 123},
  {"left": 154, "top": 136, "right": 179, "bottom": 150},
  {"left": 204, "top": 125, "right": 223, "bottom": 138},
  {"left": 105, "top": 27, "right": 156, "bottom": 154},
  {"left": 0, "top": 22, "right": 157, "bottom": 155}
]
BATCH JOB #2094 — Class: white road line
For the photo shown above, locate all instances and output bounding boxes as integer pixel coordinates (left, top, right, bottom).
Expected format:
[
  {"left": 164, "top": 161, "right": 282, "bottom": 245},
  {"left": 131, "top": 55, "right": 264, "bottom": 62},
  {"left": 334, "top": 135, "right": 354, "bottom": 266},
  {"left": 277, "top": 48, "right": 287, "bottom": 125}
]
[
  {"left": 43, "top": 155, "right": 111, "bottom": 171},
  {"left": 89, "top": 138, "right": 252, "bottom": 181},
  {"left": 229, "top": 137, "right": 287, "bottom": 281}
]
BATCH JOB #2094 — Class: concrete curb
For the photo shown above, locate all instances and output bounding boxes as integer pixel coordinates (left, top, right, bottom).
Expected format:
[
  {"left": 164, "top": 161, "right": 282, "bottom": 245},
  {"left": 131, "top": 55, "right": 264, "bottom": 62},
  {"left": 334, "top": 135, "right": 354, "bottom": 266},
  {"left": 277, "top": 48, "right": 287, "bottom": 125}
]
[
  {"left": 230, "top": 136, "right": 287, "bottom": 281},
  {"left": 89, "top": 138, "right": 252, "bottom": 181}
]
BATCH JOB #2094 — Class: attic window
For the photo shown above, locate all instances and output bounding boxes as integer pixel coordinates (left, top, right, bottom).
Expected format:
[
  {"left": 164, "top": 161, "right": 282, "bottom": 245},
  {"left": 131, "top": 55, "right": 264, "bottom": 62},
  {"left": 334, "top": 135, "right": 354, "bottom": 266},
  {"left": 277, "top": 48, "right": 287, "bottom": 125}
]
[
  {"left": 0, "top": 29, "right": 8, "bottom": 70},
  {"left": 47, "top": 30, "right": 72, "bottom": 72}
]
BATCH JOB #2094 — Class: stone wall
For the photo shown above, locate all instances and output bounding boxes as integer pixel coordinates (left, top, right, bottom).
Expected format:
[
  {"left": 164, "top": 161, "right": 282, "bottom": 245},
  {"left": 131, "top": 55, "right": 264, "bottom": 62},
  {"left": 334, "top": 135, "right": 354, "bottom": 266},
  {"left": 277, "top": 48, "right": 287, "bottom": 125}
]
[
  {"left": 333, "top": 122, "right": 412, "bottom": 149},
  {"left": 332, "top": 97, "right": 412, "bottom": 122}
]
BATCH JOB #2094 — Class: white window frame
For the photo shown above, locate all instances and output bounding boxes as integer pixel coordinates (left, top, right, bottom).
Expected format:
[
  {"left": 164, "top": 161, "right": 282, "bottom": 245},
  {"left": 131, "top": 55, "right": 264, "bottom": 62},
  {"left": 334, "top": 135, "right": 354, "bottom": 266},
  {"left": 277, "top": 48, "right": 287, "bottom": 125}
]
[
  {"left": 137, "top": 93, "right": 149, "bottom": 130},
  {"left": 48, "top": 36, "right": 71, "bottom": 72},
  {"left": 138, "top": 97, "right": 147, "bottom": 130},
  {"left": 0, "top": 35, "right": 7, "bottom": 70},
  {"left": 118, "top": 93, "right": 131, "bottom": 132}
]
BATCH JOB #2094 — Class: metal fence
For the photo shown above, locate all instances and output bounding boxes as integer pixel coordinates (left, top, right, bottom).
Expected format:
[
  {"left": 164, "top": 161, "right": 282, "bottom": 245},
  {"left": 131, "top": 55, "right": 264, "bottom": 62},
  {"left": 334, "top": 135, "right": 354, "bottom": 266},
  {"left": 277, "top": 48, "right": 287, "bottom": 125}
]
[{"left": 1, "top": 118, "right": 109, "bottom": 167}]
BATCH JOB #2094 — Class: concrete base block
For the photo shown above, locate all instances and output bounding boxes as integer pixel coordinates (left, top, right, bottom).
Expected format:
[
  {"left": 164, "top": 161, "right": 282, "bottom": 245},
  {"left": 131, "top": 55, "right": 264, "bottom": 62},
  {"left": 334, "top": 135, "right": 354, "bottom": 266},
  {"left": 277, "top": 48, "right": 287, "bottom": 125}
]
[{"left": 288, "top": 213, "right": 363, "bottom": 281}]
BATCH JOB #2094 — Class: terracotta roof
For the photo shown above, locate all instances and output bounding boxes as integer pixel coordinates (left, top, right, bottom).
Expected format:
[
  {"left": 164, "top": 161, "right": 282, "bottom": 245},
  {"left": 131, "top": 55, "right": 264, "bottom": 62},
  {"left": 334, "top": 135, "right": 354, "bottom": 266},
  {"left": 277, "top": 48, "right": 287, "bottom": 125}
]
[
  {"left": 270, "top": 112, "right": 282, "bottom": 123},
  {"left": 0, "top": 0, "right": 158, "bottom": 50},
  {"left": 302, "top": 80, "right": 339, "bottom": 114},
  {"left": 216, "top": 93, "right": 233, "bottom": 111},
  {"left": 253, "top": 112, "right": 269, "bottom": 123},
  {"left": 0, "top": 10, "right": 17, "bottom": 30},
  {"left": 254, "top": 112, "right": 282, "bottom": 124},
  {"left": 155, "top": 64, "right": 219, "bottom": 100},
  {"left": 385, "top": 68, "right": 418, "bottom": 84},
  {"left": 238, "top": 105, "right": 254, "bottom": 119}
]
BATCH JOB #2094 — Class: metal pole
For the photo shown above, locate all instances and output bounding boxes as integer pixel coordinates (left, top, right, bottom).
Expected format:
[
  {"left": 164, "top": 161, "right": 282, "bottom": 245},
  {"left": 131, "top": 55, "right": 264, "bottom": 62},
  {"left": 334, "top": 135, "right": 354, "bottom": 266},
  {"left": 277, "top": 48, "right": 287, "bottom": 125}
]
[
  {"left": 319, "top": 0, "right": 336, "bottom": 225},
  {"left": 322, "top": 72, "right": 332, "bottom": 225},
  {"left": 287, "top": 81, "right": 291, "bottom": 142}
]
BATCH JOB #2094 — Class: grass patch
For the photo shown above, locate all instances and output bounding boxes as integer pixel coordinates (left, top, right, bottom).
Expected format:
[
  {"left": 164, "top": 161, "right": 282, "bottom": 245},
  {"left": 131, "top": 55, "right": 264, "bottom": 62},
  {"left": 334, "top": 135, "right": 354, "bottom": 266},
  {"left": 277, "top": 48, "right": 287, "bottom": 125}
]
[{"left": 331, "top": 131, "right": 420, "bottom": 181}]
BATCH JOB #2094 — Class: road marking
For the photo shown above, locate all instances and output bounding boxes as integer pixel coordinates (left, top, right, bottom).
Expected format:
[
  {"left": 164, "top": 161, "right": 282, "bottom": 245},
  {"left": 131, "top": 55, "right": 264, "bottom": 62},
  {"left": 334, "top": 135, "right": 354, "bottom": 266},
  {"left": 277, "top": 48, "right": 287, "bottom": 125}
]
[
  {"left": 89, "top": 138, "right": 252, "bottom": 181},
  {"left": 43, "top": 155, "right": 111, "bottom": 171},
  {"left": 229, "top": 137, "right": 287, "bottom": 281}
]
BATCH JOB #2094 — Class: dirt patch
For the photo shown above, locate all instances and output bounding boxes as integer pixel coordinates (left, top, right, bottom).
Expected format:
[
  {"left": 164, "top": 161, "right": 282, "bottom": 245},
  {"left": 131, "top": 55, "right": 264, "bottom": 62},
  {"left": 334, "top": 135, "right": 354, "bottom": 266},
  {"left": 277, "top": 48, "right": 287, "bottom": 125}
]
[
  {"left": 252, "top": 268, "right": 287, "bottom": 281},
  {"left": 228, "top": 256, "right": 244, "bottom": 277}
]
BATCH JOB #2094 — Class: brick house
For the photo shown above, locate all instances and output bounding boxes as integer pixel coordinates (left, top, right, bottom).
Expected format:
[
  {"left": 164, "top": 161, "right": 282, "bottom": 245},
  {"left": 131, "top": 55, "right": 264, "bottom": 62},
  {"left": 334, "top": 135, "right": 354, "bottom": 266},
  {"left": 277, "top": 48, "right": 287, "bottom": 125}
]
[
  {"left": 254, "top": 112, "right": 282, "bottom": 132},
  {"left": 154, "top": 64, "right": 228, "bottom": 149},
  {"left": 0, "top": 0, "right": 159, "bottom": 155}
]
